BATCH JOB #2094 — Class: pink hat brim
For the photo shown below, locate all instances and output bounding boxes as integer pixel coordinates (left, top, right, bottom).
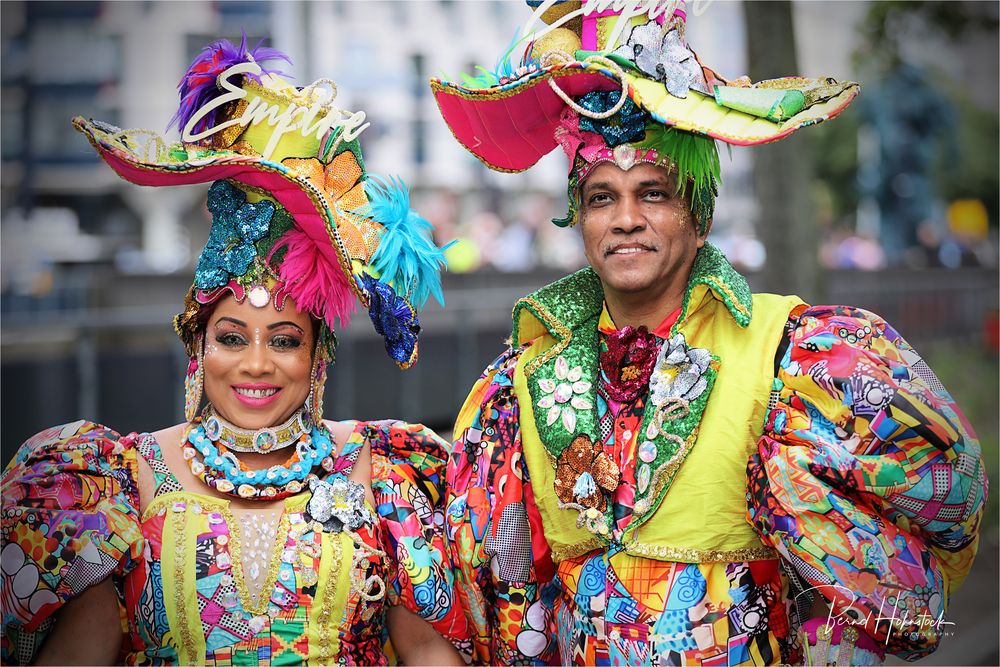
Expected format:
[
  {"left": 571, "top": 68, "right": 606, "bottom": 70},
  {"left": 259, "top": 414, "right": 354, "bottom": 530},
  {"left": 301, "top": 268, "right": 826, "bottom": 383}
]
[
  {"left": 432, "top": 65, "right": 619, "bottom": 173},
  {"left": 73, "top": 116, "right": 362, "bottom": 307},
  {"left": 431, "top": 64, "right": 860, "bottom": 171}
]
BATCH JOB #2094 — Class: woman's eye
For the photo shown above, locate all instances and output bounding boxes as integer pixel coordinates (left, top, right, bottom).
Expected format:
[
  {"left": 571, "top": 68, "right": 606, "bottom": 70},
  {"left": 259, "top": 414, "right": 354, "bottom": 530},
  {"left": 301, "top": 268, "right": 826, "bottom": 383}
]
[
  {"left": 217, "top": 332, "right": 246, "bottom": 347},
  {"left": 270, "top": 335, "right": 302, "bottom": 350}
]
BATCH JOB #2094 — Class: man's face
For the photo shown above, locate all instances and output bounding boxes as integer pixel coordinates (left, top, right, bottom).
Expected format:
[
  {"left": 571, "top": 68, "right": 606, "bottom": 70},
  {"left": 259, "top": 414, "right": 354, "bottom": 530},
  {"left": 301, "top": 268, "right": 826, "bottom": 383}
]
[{"left": 579, "top": 162, "right": 706, "bottom": 304}]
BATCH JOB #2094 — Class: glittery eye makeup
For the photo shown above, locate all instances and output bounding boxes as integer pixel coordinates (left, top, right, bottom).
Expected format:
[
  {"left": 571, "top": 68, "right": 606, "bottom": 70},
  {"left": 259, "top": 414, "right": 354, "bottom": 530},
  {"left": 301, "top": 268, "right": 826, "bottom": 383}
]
[
  {"left": 269, "top": 334, "right": 303, "bottom": 350},
  {"left": 216, "top": 332, "right": 247, "bottom": 348}
]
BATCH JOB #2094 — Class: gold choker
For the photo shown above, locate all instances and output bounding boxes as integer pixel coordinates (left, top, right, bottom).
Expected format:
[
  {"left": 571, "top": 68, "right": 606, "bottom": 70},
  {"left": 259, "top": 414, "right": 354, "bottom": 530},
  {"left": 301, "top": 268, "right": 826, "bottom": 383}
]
[{"left": 201, "top": 405, "right": 312, "bottom": 454}]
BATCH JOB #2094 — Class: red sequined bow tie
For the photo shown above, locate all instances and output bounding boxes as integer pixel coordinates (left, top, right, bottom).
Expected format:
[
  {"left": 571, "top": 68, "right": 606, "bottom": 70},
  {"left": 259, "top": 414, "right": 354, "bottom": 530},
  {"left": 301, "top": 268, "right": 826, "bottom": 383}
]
[{"left": 600, "top": 325, "right": 659, "bottom": 403}]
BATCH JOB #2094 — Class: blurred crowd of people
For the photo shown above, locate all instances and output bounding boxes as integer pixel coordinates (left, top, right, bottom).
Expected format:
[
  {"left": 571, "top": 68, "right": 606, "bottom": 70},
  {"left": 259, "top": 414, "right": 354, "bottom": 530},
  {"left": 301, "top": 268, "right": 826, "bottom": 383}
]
[
  {"left": 419, "top": 189, "right": 588, "bottom": 274},
  {"left": 819, "top": 198, "right": 997, "bottom": 271}
]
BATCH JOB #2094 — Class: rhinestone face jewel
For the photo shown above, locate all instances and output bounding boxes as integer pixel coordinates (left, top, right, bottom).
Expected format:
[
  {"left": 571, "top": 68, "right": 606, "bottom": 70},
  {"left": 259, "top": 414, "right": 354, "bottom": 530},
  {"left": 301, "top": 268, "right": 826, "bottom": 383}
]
[
  {"left": 613, "top": 144, "right": 638, "bottom": 171},
  {"left": 248, "top": 285, "right": 270, "bottom": 308}
]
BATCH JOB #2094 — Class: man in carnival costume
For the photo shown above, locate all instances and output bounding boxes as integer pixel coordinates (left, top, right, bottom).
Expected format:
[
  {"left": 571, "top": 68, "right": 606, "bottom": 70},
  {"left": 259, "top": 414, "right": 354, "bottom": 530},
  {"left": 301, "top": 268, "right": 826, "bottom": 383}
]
[{"left": 430, "top": 2, "right": 987, "bottom": 665}]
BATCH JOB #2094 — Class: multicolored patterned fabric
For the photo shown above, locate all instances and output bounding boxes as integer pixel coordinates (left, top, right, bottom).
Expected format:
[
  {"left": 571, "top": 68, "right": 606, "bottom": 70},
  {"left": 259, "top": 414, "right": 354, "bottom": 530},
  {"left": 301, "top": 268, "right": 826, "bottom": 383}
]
[
  {"left": 2, "top": 420, "right": 468, "bottom": 665},
  {"left": 747, "top": 305, "right": 987, "bottom": 661},
  {"left": 446, "top": 298, "right": 986, "bottom": 665},
  {"left": 447, "top": 314, "right": 793, "bottom": 665},
  {"left": 2, "top": 421, "right": 145, "bottom": 663}
]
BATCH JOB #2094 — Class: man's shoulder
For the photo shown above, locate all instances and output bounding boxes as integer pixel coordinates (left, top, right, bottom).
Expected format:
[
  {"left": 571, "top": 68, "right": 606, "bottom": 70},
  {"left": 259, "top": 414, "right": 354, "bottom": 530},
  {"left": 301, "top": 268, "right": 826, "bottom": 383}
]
[{"left": 512, "top": 267, "right": 604, "bottom": 346}]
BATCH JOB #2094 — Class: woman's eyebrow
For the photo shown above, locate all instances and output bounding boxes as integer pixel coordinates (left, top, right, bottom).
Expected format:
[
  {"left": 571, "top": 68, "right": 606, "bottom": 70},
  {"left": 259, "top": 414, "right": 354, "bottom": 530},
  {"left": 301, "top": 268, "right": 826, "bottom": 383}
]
[
  {"left": 215, "top": 316, "right": 246, "bottom": 328},
  {"left": 267, "top": 321, "right": 305, "bottom": 333}
]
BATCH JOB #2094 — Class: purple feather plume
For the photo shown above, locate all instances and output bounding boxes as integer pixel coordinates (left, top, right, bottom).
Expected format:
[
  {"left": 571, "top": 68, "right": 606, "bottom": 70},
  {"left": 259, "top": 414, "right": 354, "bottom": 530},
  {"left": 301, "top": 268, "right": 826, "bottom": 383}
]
[{"left": 168, "top": 31, "right": 292, "bottom": 137}]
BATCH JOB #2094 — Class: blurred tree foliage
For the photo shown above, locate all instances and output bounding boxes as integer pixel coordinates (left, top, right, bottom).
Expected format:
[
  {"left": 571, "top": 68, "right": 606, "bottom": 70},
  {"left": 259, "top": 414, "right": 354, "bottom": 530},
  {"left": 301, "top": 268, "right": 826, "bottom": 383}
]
[
  {"left": 932, "top": 83, "right": 1000, "bottom": 226},
  {"left": 856, "top": 0, "right": 999, "bottom": 72},
  {"left": 813, "top": 0, "right": 998, "bottom": 230},
  {"left": 811, "top": 106, "right": 861, "bottom": 227}
]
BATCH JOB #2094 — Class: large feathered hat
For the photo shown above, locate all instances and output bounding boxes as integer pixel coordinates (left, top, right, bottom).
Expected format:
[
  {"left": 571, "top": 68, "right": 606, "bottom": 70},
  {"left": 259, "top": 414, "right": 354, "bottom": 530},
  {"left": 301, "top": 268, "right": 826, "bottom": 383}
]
[
  {"left": 75, "top": 35, "right": 446, "bottom": 369},
  {"left": 430, "top": 0, "right": 860, "bottom": 230}
]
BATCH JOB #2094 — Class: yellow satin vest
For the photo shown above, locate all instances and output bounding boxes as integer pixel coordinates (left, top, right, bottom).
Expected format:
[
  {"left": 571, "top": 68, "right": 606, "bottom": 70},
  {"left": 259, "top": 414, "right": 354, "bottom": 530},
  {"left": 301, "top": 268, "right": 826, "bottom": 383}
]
[{"left": 512, "top": 249, "right": 803, "bottom": 564}]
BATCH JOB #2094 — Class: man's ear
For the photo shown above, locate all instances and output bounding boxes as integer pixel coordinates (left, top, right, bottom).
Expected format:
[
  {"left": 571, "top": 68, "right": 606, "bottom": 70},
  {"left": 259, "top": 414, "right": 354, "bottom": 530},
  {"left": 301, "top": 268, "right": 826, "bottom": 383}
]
[{"left": 696, "top": 217, "right": 712, "bottom": 248}]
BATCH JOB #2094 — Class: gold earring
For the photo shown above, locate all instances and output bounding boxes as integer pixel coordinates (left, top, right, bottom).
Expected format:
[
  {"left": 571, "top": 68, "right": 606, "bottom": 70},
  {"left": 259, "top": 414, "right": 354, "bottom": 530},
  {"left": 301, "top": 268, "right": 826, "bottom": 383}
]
[{"left": 307, "top": 346, "right": 327, "bottom": 426}]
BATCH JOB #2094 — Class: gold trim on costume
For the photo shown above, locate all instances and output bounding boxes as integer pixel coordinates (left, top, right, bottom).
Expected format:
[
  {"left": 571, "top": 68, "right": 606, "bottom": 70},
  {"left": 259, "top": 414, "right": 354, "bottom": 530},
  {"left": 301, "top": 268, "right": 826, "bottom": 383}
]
[
  {"left": 702, "top": 278, "right": 751, "bottom": 320},
  {"left": 315, "top": 531, "right": 345, "bottom": 661},
  {"left": 549, "top": 537, "right": 606, "bottom": 563},
  {"left": 517, "top": 297, "right": 573, "bottom": 376},
  {"left": 624, "top": 541, "right": 777, "bottom": 563},
  {"left": 169, "top": 510, "right": 199, "bottom": 663}
]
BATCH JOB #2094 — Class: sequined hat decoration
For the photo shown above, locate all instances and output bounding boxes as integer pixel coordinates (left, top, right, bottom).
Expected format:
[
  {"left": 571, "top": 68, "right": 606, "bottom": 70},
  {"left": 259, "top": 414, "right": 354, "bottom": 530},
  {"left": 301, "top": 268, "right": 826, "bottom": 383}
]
[
  {"left": 430, "top": 0, "right": 859, "bottom": 230},
  {"left": 74, "top": 34, "right": 448, "bottom": 369}
]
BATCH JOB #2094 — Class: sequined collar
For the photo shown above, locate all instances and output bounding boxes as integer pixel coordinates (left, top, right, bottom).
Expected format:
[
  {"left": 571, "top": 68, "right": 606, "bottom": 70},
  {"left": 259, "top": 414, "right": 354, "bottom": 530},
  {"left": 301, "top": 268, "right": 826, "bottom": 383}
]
[{"left": 513, "top": 242, "right": 752, "bottom": 352}]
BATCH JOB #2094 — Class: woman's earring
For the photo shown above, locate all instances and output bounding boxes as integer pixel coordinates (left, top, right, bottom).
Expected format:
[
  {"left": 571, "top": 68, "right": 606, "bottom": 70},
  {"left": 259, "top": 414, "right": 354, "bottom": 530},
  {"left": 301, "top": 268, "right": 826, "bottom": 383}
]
[
  {"left": 307, "top": 352, "right": 326, "bottom": 426},
  {"left": 184, "top": 335, "right": 205, "bottom": 422}
]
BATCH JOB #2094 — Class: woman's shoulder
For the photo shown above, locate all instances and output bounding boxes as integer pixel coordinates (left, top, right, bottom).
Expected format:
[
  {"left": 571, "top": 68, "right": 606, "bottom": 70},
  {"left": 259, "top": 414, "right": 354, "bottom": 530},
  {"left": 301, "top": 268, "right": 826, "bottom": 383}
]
[
  {"left": 336, "top": 420, "right": 448, "bottom": 500},
  {"left": 351, "top": 419, "right": 450, "bottom": 465},
  {"left": 2, "top": 421, "right": 147, "bottom": 651},
  {"left": 9, "top": 420, "right": 131, "bottom": 471}
]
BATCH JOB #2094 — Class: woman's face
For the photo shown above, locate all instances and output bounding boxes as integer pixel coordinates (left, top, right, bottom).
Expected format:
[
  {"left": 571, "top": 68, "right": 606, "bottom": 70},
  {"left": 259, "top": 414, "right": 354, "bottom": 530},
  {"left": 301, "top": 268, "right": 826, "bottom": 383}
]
[{"left": 202, "top": 294, "right": 315, "bottom": 430}]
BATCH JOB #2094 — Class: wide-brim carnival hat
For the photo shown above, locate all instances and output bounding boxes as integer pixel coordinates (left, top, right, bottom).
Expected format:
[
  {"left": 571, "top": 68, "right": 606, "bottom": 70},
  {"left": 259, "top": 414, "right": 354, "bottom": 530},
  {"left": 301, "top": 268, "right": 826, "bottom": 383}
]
[
  {"left": 430, "top": 0, "right": 860, "bottom": 231},
  {"left": 74, "top": 35, "right": 446, "bottom": 375}
]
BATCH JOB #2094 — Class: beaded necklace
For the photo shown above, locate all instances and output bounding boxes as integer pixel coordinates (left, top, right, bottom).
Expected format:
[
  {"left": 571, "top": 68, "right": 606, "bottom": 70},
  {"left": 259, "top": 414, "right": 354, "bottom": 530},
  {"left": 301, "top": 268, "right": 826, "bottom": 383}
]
[{"left": 182, "top": 413, "right": 335, "bottom": 500}]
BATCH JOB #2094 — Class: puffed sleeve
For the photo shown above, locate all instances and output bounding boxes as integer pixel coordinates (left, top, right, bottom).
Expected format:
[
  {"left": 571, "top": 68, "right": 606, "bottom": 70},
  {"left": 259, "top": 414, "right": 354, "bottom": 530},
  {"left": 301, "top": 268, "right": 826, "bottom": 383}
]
[
  {"left": 747, "top": 305, "right": 987, "bottom": 661},
  {"left": 367, "top": 419, "right": 473, "bottom": 658},
  {"left": 1, "top": 420, "right": 145, "bottom": 664},
  {"left": 446, "top": 346, "right": 558, "bottom": 665}
]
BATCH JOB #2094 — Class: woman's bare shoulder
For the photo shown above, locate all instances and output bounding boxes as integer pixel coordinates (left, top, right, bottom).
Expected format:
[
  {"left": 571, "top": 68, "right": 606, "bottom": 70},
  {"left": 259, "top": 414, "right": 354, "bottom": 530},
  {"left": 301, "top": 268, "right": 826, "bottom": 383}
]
[{"left": 149, "top": 422, "right": 188, "bottom": 449}]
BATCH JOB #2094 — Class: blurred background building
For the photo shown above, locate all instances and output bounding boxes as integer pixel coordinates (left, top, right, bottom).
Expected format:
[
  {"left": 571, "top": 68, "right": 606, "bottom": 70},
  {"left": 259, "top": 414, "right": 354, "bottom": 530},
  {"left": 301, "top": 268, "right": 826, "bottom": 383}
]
[{"left": 0, "top": 4, "right": 997, "bottom": 660}]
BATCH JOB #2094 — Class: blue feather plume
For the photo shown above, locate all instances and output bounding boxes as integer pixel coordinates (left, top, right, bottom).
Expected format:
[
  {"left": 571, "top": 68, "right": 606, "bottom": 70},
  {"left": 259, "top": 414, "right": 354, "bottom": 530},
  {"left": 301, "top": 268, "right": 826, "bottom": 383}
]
[{"left": 355, "top": 176, "right": 449, "bottom": 309}]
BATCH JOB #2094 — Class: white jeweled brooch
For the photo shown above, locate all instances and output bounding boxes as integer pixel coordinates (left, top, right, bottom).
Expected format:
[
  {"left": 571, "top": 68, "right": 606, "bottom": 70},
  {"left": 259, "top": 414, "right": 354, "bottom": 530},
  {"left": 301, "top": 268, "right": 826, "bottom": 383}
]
[{"left": 304, "top": 477, "right": 374, "bottom": 533}]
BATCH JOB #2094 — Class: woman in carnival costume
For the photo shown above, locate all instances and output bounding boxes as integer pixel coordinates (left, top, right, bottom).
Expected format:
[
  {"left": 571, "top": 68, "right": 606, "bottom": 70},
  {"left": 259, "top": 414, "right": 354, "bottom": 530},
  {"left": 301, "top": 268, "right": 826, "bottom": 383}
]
[
  {"left": 2, "top": 37, "right": 469, "bottom": 665},
  {"left": 431, "top": 1, "right": 986, "bottom": 665}
]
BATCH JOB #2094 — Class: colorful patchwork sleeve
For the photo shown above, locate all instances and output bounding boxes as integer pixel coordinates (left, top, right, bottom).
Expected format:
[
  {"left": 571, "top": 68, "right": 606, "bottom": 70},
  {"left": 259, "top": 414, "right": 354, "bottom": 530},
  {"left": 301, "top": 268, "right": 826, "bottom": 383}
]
[
  {"left": 446, "top": 346, "right": 559, "bottom": 665},
  {"left": 1, "top": 420, "right": 145, "bottom": 664},
  {"left": 368, "top": 420, "right": 473, "bottom": 658},
  {"left": 747, "top": 305, "right": 987, "bottom": 661}
]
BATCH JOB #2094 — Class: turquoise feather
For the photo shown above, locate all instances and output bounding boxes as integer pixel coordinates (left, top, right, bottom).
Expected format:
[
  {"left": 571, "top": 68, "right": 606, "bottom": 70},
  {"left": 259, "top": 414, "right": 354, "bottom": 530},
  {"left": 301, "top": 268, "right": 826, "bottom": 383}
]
[
  {"left": 455, "top": 31, "right": 540, "bottom": 90},
  {"left": 355, "top": 175, "right": 448, "bottom": 308}
]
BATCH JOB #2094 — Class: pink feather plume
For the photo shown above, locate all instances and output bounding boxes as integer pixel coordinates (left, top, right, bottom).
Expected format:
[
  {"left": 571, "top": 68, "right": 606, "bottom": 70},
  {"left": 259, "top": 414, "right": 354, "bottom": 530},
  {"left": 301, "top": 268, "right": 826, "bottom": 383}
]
[{"left": 270, "top": 228, "right": 356, "bottom": 328}]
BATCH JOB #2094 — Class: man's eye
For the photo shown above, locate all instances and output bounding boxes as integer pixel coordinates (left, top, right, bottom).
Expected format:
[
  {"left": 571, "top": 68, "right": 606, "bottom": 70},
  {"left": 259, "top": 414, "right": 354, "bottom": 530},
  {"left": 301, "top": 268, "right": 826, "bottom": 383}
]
[
  {"left": 217, "top": 333, "right": 246, "bottom": 347},
  {"left": 270, "top": 335, "right": 302, "bottom": 350},
  {"left": 588, "top": 193, "right": 611, "bottom": 206},
  {"left": 644, "top": 190, "right": 667, "bottom": 200}
]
